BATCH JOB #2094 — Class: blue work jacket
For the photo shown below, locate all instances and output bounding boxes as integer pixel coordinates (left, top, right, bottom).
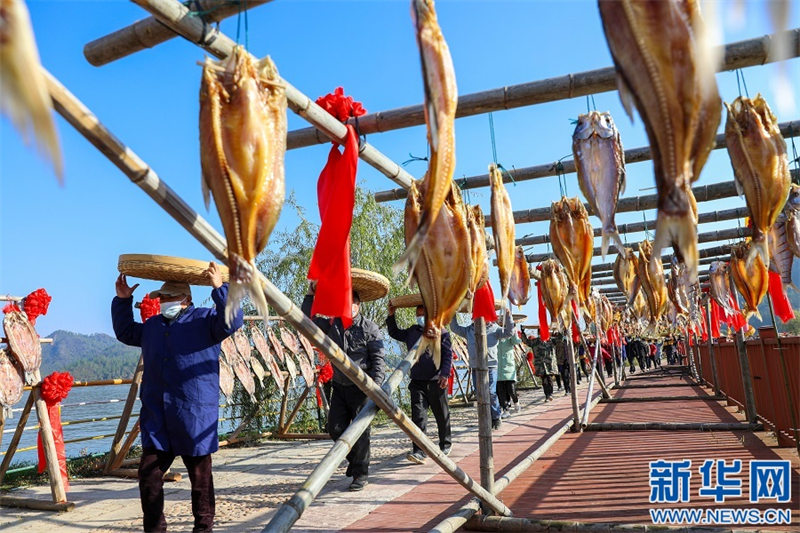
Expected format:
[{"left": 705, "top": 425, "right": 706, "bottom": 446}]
[{"left": 111, "top": 284, "right": 243, "bottom": 456}]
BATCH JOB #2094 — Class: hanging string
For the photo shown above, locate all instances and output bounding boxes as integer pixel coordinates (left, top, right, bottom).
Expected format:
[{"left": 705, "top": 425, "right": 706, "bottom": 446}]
[
  {"left": 497, "top": 164, "right": 516, "bottom": 187},
  {"left": 735, "top": 69, "right": 750, "bottom": 99},
  {"left": 551, "top": 154, "right": 572, "bottom": 198},
  {"left": 235, "top": 0, "right": 249, "bottom": 50},
  {"left": 642, "top": 211, "right": 652, "bottom": 240},
  {"left": 586, "top": 96, "right": 591, "bottom": 114},
  {"left": 488, "top": 112, "right": 498, "bottom": 165},
  {"left": 790, "top": 124, "right": 799, "bottom": 182},
  {"left": 591, "top": 94, "right": 597, "bottom": 111},
  {"left": 402, "top": 153, "right": 428, "bottom": 166}
]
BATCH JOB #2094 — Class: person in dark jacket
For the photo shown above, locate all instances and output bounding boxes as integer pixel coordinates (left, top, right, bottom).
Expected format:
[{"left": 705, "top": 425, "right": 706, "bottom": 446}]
[
  {"left": 302, "top": 281, "right": 385, "bottom": 492},
  {"left": 112, "top": 264, "right": 243, "bottom": 533},
  {"left": 387, "top": 302, "right": 452, "bottom": 464}
]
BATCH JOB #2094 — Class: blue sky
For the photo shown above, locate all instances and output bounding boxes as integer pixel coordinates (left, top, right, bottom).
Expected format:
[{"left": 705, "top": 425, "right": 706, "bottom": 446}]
[{"left": 2, "top": 0, "right": 799, "bottom": 337}]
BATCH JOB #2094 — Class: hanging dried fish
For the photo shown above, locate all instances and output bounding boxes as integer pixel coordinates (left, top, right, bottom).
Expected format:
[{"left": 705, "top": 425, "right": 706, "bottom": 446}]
[
  {"left": 280, "top": 327, "right": 313, "bottom": 387},
  {"left": 230, "top": 349, "right": 256, "bottom": 401},
  {"left": 667, "top": 257, "right": 690, "bottom": 316},
  {"left": 613, "top": 247, "right": 639, "bottom": 302},
  {"left": 708, "top": 261, "right": 736, "bottom": 317},
  {"left": 490, "top": 164, "right": 516, "bottom": 301},
  {"left": 466, "top": 205, "right": 488, "bottom": 294},
  {"left": 768, "top": 212, "right": 795, "bottom": 290},
  {"left": 405, "top": 180, "right": 472, "bottom": 370},
  {"left": 783, "top": 185, "right": 800, "bottom": 258},
  {"left": 395, "top": 0, "right": 458, "bottom": 275},
  {"left": 200, "top": 46, "right": 287, "bottom": 324},
  {"left": 233, "top": 329, "right": 252, "bottom": 365},
  {"left": 297, "top": 333, "right": 317, "bottom": 369},
  {"left": 636, "top": 240, "right": 668, "bottom": 324},
  {"left": 218, "top": 357, "right": 235, "bottom": 400},
  {"left": 730, "top": 241, "right": 769, "bottom": 321},
  {"left": 0, "top": 348, "right": 24, "bottom": 418},
  {"left": 539, "top": 259, "right": 571, "bottom": 330},
  {"left": 508, "top": 246, "right": 531, "bottom": 306},
  {"left": 269, "top": 328, "right": 296, "bottom": 381},
  {"left": 219, "top": 336, "right": 236, "bottom": 367},
  {"left": 549, "top": 197, "right": 593, "bottom": 307},
  {"left": 0, "top": 0, "right": 63, "bottom": 180},
  {"left": 250, "top": 326, "right": 285, "bottom": 395},
  {"left": 598, "top": 0, "right": 722, "bottom": 281},
  {"left": 725, "top": 94, "right": 791, "bottom": 266},
  {"left": 3, "top": 309, "right": 41, "bottom": 384},
  {"left": 572, "top": 111, "right": 626, "bottom": 258}
]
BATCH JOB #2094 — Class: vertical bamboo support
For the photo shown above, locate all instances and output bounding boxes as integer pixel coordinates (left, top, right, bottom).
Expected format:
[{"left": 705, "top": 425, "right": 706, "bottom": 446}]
[
  {"left": 33, "top": 376, "right": 68, "bottom": 503},
  {"left": 110, "top": 420, "right": 141, "bottom": 472},
  {"left": 278, "top": 377, "right": 291, "bottom": 433},
  {"left": 730, "top": 280, "right": 758, "bottom": 423},
  {"left": 693, "top": 331, "right": 704, "bottom": 381},
  {"left": 280, "top": 386, "right": 311, "bottom": 436},
  {"left": 0, "top": 392, "right": 35, "bottom": 485},
  {"left": 0, "top": 410, "right": 5, "bottom": 457},
  {"left": 611, "top": 343, "right": 620, "bottom": 387},
  {"left": 705, "top": 299, "right": 721, "bottom": 396},
  {"left": 581, "top": 333, "right": 602, "bottom": 427},
  {"left": 766, "top": 293, "right": 800, "bottom": 454},
  {"left": 565, "top": 335, "right": 581, "bottom": 432},
  {"left": 474, "top": 318, "right": 494, "bottom": 496},
  {"left": 684, "top": 327, "right": 699, "bottom": 380},
  {"left": 105, "top": 354, "right": 143, "bottom": 473}
]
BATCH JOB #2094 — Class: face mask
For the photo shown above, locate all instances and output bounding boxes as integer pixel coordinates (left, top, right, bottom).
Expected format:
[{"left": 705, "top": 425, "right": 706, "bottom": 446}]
[
  {"left": 416, "top": 316, "right": 425, "bottom": 327},
  {"left": 161, "top": 300, "right": 184, "bottom": 319}
]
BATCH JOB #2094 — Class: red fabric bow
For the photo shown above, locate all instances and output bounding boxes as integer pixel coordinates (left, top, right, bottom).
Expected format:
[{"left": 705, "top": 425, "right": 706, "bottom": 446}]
[
  {"left": 768, "top": 271, "right": 795, "bottom": 323},
  {"left": 317, "top": 362, "right": 333, "bottom": 384},
  {"left": 307, "top": 125, "right": 359, "bottom": 329},
  {"left": 315, "top": 87, "right": 367, "bottom": 123},
  {"left": 447, "top": 365, "right": 455, "bottom": 396},
  {"left": 472, "top": 281, "right": 498, "bottom": 322},
  {"left": 139, "top": 295, "right": 161, "bottom": 322},
  {"left": 40, "top": 371, "right": 74, "bottom": 405},
  {"left": 3, "top": 303, "right": 21, "bottom": 314},
  {"left": 37, "top": 371, "right": 73, "bottom": 492},
  {"left": 23, "top": 288, "right": 52, "bottom": 325}
]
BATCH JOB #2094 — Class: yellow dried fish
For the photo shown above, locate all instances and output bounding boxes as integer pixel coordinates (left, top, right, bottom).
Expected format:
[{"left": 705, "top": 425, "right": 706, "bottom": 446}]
[
  {"left": 466, "top": 204, "right": 487, "bottom": 294},
  {"left": 0, "top": 0, "right": 62, "bottom": 180},
  {"left": 200, "top": 46, "right": 286, "bottom": 324},
  {"left": 395, "top": 0, "right": 458, "bottom": 275},
  {"left": 549, "top": 197, "right": 593, "bottom": 307},
  {"left": 613, "top": 247, "right": 639, "bottom": 302},
  {"left": 785, "top": 185, "right": 800, "bottom": 258},
  {"left": 725, "top": 94, "right": 791, "bottom": 266},
  {"left": 539, "top": 259, "right": 570, "bottom": 330},
  {"left": 508, "top": 246, "right": 531, "bottom": 306},
  {"left": 405, "top": 180, "right": 471, "bottom": 369},
  {"left": 730, "top": 242, "right": 769, "bottom": 321},
  {"left": 708, "top": 260, "right": 736, "bottom": 317},
  {"left": 598, "top": 0, "right": 721, "bottom": 282},
  {"left": 490, "top": 163, "right": 516, "bottom": 301},
  {"left": 636, "top": 240, "right": 668, "bottom": 324}
]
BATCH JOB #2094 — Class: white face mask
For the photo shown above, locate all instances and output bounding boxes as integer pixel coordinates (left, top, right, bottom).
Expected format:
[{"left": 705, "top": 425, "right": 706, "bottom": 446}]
[
  {"left": 416, "top": 316, "right": 425, "bottom": 327},
  {"left": 161, "top": 300, "right": 184, "bottom": 319}
]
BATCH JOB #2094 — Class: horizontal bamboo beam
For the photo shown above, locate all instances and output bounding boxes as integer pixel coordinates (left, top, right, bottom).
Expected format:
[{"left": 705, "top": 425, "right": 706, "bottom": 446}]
[
  {"left": 0, "top": 295, "right": 23, "bottom": 302},
  {"left": 599, "top": 395, "right": 726, "bottom": 403},
  {"left": 84, "top": 0, "right": 274, "bottom": 66},
  {"left": 127, "top": 0, "right": 414, "bottom": 191},
  {"left": 591, "top": 256, "right": 722, "bottom": 280},
  {"left": 293, "top": 30, "right": 800, "bottom": 154},
  {"left": 594, "top": 275, "right": 710, "bottom": 289},
  {"left": 584, "top": 422, "right": 762, "bottom": 431},
  {"left": 1, "top": 337, "right": 53, "bottom": 344}
]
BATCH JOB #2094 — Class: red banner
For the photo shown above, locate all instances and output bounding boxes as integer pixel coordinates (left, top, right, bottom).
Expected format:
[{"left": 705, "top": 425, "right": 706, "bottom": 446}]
[
  {"left": 536, "top": 281, "right": 550, "bottom": 341},
  {"left": 37, "top": 372, "right": 73, "bottom": 492},
  {"left": 472, "top": 280, "right": 498, "bottom": 323},
  {"left": 768, "top": 271, "right": 795, "bottom": 323}
]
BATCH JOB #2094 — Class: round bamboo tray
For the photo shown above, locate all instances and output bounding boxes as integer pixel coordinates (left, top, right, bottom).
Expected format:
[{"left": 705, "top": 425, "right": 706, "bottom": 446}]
[
  {"left": 118, "top": 254, "right": 230, "bottom": 286},
  {"left": 389, "top": 293, "right": 423, "bottom": 308},
  {"left": 512, "top": 313, "right": 528, "bottom": 323},
  {"left": 351, "top": 268, "right": 389, "bottom": 302}
]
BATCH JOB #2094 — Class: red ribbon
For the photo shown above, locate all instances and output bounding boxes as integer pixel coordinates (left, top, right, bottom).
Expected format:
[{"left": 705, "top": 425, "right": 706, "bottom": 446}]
[
  {"left": 472, "top": 281, "right": 498, "bottom": 322},
  {"left": 315, "top": 87, "right": 367, "bottom": 123},
  {"left": 768, "top": 271, "right": 795, "bottom": 323},
  {"left": 710, "top": 299, "right": 722, "bottom": 338},
  {"left": 37, "top": 372, "right": 73, "bottom": 492},
  {"left": 23, "top": 288, "right": 52, "bottom": 325},
  {"left": 570, "top": 301, "right": 581, "bottom": 344},
  {"left": 536, "top": 278, "right": 550, "bottom": 341},
  {"left": 307, "top": 125, "right": 358, "bottom": 329},
  {"left": 447, "top": 364, "right": 455, "bottom": 396},
  {"left": 139, "top": 294, "right": 160, "bottom": 322},
  {"left": 2, "top": 303, "right": 21, "bottom": 314}
]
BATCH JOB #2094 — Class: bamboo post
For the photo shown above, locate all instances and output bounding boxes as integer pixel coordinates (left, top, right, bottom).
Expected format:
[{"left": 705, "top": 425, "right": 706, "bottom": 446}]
[
  {"left": 565, "top": 335, "right": 581, "bottom": 432},
  {"left": 45, "top": 64, "right": 510, "bottom": 518},
  {"left": 0, "top": 392, "right": 35, "bottom": 485},
  {"left": 580, "top": 330, "right": 602, "bottom": 427},
  {"left": 730, "top": 278, "right": 758, "bottom": 423},
  {"left": 105, "top": 353, "right": 144, "bottom": 473},
  {"left": 278, "top": 376, "right": 291, "bottom": 433},
  {"left": 474, "top": 317, "right": 494, "bottom": 496},
  {"left": 611, "top": 343, "right": 620, "bottom": 387},
  {"left": 32, "top": 374, "right": 68, "bottom": 503},
  {"left": 109, "top": 420, "right": 140, "bottom": 472},
  {"left": 279, "top": 386, "right": 311, "bottom": 436},
  {"left": 685, "top": 327, "right": 700, "bottom": 381},
  {"left": 569, "top": 311, "right": 612, "bottom": 401},
  {"left": 693, "top": 331, "right": 704, "bottom": 382},
  {"left": 705, "top": 299, "right": 722, "bottom": 396},
  {"left": 0, "top": 410, "right": 5, "bottom": 459},
  {"left": 454, "top": 366, "right": 470, "bottom": 405},
  {"left": 766, "top": 293, "right": 800, "bottom": 454},
  {"left": 265, "top": 348, "right": 418, "bottom": 532}
]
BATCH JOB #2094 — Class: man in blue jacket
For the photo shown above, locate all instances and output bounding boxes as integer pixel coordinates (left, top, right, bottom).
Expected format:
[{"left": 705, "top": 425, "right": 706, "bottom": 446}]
[
  {"left": 112, "top": 262, "right": 243, "bottom": 533},
  {"left": 387, "top": 302, "right": 452, "bottom": 464}
]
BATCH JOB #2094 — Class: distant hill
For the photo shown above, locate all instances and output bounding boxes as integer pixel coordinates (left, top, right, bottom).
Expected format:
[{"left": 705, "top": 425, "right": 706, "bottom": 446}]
[{"left": 41, "top": 330, "right": 140, "bottom": 381}]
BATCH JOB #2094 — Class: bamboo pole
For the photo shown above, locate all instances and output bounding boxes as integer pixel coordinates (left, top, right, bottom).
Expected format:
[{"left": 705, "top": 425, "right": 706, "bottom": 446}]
[
  {"left": 0, "top": 295, "right": 23, "bottom": 302},
  {"left": 277, "top": 377, "right": 291, "bottom": 433},
  {"left": 0, "top": 392, "right": 34, "bottom": 485},
  {"left": 565, "top": 335, "right": 581, "bottom": 431},
  {"left": 128, "top": 0, "right": 414, "bottom": 191},
  {"left": 266, "top": 348, "right": 417, "bottom": 532},
  {"left": 585, "top": 422, "right": 762, "bottom": 431},
  {"left": 0, "top": 337, "right": 53, "bottom": 344},
  {"left": 730, "top": 278, "right": 758, "bottom": 423},
  {"left": 279, "top": 385, "right": 311, "bottom": 436},
  {"left": 474, "top": 317, "right": 495, "bottom": 495},
  {"left": 105, "top": 354, "right": 144, "bottom": 473},
  {"left": 0, "top": 496, "right": 75, "bottom": 512},
  {"left": 108, "top": 468, "right": 181, "bottom": 482},
  {"left": 599, "top": 395, "right": 726, "bottom": 403},
  {"left": 580, "top": 329, "right": 602, "bottom": 427},
  {"left": 47, "top": 55, "right": 510, "bottom": 518},
  {"left": 84, "top": 0, "right": 274, "bottom": 66},
  {"left": 32, "top": 373, "right": 68, "bottom": 503},
  {"left": 593, "top": 255, "right": 723, "bottom": 279},
  {"left": 296, "top": 30, "right": 800, "bottom": 154},
  {"left": 591, "top": 245, "right": 734, "bottom": 274},
  {"left": 109, "top": 420, "right": 140, "bottom": 471},
  {"left": 765, "top": 293, "right": 800, "bottom": 454}
]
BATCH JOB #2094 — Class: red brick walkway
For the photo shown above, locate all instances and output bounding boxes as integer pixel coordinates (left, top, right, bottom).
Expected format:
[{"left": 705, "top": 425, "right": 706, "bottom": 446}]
[{"left": 345, "top": 373, "right": 799, "bottom": 532}]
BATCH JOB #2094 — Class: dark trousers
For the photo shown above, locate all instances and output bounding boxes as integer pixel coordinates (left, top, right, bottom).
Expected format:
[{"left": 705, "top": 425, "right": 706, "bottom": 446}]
[
  {"left": 139, "top": 448, "right": 214, "bottom": 532},
  {"left": 554, "top": 372, "right": 562, "bottom": 389},
  {"left": 541, "top": 374, "right": 553, "bottom": 399},
  {"left": 558, "top": 363, "right": 571, "bottom": 394},
  {"left": 328, "top": 383, "right": 370, "bottom": 477},
  {"left": 604, "top": 359, "right": 613, "bottom": 377},
  {"left": 496, "top": 380, "right": 518, "bottom": 410},
  {"left": 409, "top": 379, "right": 452, "bottom": 454}
]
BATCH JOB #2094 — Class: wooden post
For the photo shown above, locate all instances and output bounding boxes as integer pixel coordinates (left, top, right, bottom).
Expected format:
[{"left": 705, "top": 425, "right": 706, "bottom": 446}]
[
  {"left": 32, "top": 375, "right": 68, "bottom": 503},
  {"left": 280, "top": 386, "right": 311, "bottom": 436},
  {"left": 454, "top": 367, "right": 470, "bottom": 405},
  {"left": 685, "top": 327, "right": 700, "bottom": 381},
  {"left": 766, "top": 293, "right": 800, "bottom": 454},
  {"left": 105, "top": 354, "right": 143, "bottom": 473},
  {"left": 278, "top": 376, "right": 291, "bottom": 433},
  {"left": 692, "top": 331, "right": 704, "bottom": 382},
  {"left": 474, "top": 317, "right": 494, "bottom": 496},
  {"left": 729, "top": 279, "right": 758, "bottom": 423},
  {"left": 109, "top": 420, "right": 140, "bottom": 472},
  {"left": 565, "top": 335, "right": 581, "bottom": 432},
  {"left": 611, "top": 343, "right": 620, "bottom": 387},
  {"left": 0, "top": 392, "right": 35, "bottom": 485},
  {"left": 705, "top": 299, "right": 722, "bottom": 396},
  {"left": 580, "top": 331, "right": 602, "bottom": 427}
]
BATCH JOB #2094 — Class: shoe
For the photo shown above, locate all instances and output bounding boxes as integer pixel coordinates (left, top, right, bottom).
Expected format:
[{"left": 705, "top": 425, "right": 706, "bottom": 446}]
[
  {"left": 513, "top": 402, "right": 521, "bottom": 412},
  {"left": 501, "top": 409, "right": 510, "bottom": 419},
  {"left": 406, "top": 451, "right": 427, "bottom": 464},
  {"left": 349, "top": 475, "right": 368, "bottom": 491},
  {"left": 441, "top": 445, "right": 452, "bottom": 456},
  {"left": 492, "top": 419, "right": 501, "bottom": 430}
]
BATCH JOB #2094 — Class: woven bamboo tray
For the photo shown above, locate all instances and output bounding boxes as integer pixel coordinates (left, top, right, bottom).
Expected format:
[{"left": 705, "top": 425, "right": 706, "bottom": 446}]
[{"left": 118, "top": 254, "right": 230, "bottom": 285}]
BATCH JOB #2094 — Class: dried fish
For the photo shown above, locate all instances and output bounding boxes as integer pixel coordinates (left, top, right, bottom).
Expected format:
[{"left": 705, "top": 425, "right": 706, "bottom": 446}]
[
  {"left": 599, "top": 0, "right": 722, "bottom": 281},
  {"left": 395, "top": 0, "right": 458, "bottom": 275},
  {"left": 220, "top": 336, "right": 236, "bottom": 367},
  {"left": 509, "top": 246, "right": 531, "bottom": 306},
  {"left": 539, "top": 259, "right": 571, "bottom": 330},
  {"left": 466, "top": 205, "right": 488, "bottom": 294},
  {"left": 200, "top": 46, "right": 287, "bottom": 324},
  {"left": 783, "top": 185, "right": 800, "bottom": 258},
  {"left": 490, "top": 164, "right": 516, "bottom": 301},
  {"left": 405, "top": 180, "right": 472, "bottom": 369},
  {"left": 251, "top": 326, "right": 285, "bottom": 395},
  {"left": 730, "top": 242, "right": 769, "bottom": 321},
  {"left": 249, "top": 356, "right": 266, "bottom": 387},
  {"left": 708, "top": 261, "right": 736, "bottom": 317},
  {"left": 230, "top": 348, "right": 256, "bottom": 401},
  {"left": 572, "top": 111, "right": 626, "bottom": 257},
  {"left": 3, "top": 310, "right": 40, "bottom": 384},
  {"left": 768, "top": 213, "right": 794, "bottom": 289},
  {"left": 549, "top": 197, "right": 593, "bottom": 307},
  {"left": 297, "top": 333, "right": 318, "bottom": 369},
  {"left": 233, "top": 330, "right": 252, "bottom": 365},
  {"left": 0, "top": 0, "right": 63, "bottom": 180},
  {"left": 725, "top": 94, "right": 791, "bottom": 266},
  {"left": 667, "top": 257, "right": 690, "bottom": 316},
  {"left": 636, "top": 240, "right": 668, "bottom": 324},
  {"left": 0, "top": 348, "right": 24, "bottom": 418},
  {"left": 266, "top": 328, "right": 285, "bottom": 364},
  {"left": 613, "top": 247, "right": 639, "bottom": 302},
  {"left": 218, "top": 357, "right": 235, "bottom": 400},
  {"left": 280, "top": 327, "right": 313, "bottom": 386}
]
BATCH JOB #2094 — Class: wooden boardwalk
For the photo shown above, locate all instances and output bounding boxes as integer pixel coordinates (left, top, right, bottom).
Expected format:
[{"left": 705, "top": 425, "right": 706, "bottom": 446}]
[{"left": 345, "top": 372, "right": 799, "bottom": 532}]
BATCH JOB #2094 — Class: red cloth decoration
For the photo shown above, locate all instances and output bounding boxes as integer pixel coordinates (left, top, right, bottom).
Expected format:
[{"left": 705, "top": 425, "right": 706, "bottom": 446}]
[
  {"left": 37, "top": 372, "right": 73, "bottom": 491},
  {"left": 315, "top": 87, "right": 367, "bottom": 123},
  {"left": 472, "top": 280, "right": 498, "bottom": 323},
  {"left": 768, "top": 271, "right": 795, "bottom": 323},
  {"left": 307, "top": 125, "right": 359, "bottom": 329},
  {"left": 570, "top": 301, "right": 581, "bottom": 344},
  {"left": 447, "top": 364, "right": 455, "bottom": 396},
  {"left": 139, "top": 295, "right": 161, "bottom": 322},
  {"left": 314, "top": 361, "right": 334, "bottom": 407},
  {"left": 526, "top": 351, "right": 536, "bottom": 377},
  {"left": 2, "top": 303, "right": 21, "bottom": 314},
  {"left": 22, "top": 288, "right": 52, "bottom": 325},
  {"left": 710, "top": 299, "right": 722, "bottom": 338},
  {"left": 727, "top": 296, "right": 747, "bottom": 331},
  {"left": 700, "top": 311, "right": 709, "bottom": 342},
  {"left": 535, "top": 277, "right": 550, "bottom": 341}
]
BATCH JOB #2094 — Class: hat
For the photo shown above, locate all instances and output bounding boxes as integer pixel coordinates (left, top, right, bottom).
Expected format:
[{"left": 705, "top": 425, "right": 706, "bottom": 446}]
[
  {"left": 512, "top": 313, "right": 528, "bottom": 323},
  {"left": 389, "top": 293, "right": 423, "bottom": 308},
  {"left": 149, "top": 281, "right": 192, "bottom": 300},
  {"left": 351, "top": 268, "right": 390, "bottom": 302}
]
